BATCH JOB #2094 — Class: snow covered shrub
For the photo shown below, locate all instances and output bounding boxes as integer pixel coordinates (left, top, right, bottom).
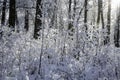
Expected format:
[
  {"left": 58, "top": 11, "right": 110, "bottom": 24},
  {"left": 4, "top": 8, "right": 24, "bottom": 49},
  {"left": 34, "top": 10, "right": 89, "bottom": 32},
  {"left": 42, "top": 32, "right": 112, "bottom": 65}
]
[{"left": 0, "top": 24, "right": 119, "bottom": 80}]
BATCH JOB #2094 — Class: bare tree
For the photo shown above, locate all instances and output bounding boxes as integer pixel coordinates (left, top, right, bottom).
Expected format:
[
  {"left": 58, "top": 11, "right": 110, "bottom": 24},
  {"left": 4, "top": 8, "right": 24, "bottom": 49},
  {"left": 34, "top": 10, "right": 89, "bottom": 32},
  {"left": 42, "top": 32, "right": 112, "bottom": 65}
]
[
  {"left": 114, "top": 8, "right": 120, "bottom": 47},
  {"left": 97, "top": 0, "right": 104, "bottom": 28},
  {"left": 9, "top": 0, "right": 16, "bottom": 30},
  {"left": 34, "top": 0, "right": 42, "bottom": 39},
  {"left": 68, "top": 0, "right": 74, "bottom": 36},
  {"left": 84, "top": 0, "right": 88, "bottom": 31},
  {"left": 1, "top": 0, "right": 7, "bottom": 25},
  {"left": 24, "top": 9, "right": 29, "bottom": 32}
]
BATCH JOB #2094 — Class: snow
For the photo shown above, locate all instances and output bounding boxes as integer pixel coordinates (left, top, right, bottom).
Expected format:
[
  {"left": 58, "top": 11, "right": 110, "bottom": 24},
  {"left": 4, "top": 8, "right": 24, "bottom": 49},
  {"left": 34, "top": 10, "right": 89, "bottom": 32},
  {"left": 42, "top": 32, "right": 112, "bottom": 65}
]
[
  {"left": 0, "top": 27, "right": 119, "bottom": 80},
  {"left": 0, "top": 0, "right": 120, "bottom": 80}
]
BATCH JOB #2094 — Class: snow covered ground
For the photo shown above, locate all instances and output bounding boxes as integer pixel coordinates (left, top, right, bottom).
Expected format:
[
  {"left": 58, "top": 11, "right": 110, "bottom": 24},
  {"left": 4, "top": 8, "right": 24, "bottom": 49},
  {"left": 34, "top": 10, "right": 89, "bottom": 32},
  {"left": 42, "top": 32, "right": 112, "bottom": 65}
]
[{"left": 0, "top": 27, "right": 120, "bottom": 80}]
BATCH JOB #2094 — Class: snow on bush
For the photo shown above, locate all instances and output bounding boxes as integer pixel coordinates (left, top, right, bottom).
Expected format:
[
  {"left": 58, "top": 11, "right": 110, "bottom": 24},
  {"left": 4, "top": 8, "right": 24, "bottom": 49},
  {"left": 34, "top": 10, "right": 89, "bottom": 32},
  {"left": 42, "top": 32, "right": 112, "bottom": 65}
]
[{"left": 0, "top": 26, "right": 119, "bottom": 80}]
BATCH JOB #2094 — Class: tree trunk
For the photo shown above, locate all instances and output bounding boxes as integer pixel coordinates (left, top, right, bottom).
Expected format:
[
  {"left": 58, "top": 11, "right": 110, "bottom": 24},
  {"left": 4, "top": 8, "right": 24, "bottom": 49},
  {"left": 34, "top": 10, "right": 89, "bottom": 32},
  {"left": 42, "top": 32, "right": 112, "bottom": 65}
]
[
  {"left": 24, "top": 9, "right": 29, "bottom": 32},
  {"left": 9, "top": 0, "right": 16, "bottom": 30},
  {"left": 97, "top": 0, "right": 105, "bottom": 45},
  {"left": 73, "top": 0, "right": 77, "bottom": 19},
  {"left": 34, "top": 0, "right": 42, "bottom": 39},
  {"left": 97, "top": 0, "right": 104, "bottom": 28},
  {"left": 1, "top": 0, "right": 7, "bottom": 25},
  {"left": 68, "top": 0, "right": 74, "bottom": 36},
  {"left": 114, "top": 9, "right": 120, "bottom": 47},
  {"left": 104, "top": 0, "right": 111, "bottom": 45},
  {"left": 84, "top": 0, "right": 88, "bottom": 31},
  {"left": 97, "top": 0, "right": 101, "bottom": 25},
  {"left": 68, "top": 0, "right": 72, "bottom": 30}
]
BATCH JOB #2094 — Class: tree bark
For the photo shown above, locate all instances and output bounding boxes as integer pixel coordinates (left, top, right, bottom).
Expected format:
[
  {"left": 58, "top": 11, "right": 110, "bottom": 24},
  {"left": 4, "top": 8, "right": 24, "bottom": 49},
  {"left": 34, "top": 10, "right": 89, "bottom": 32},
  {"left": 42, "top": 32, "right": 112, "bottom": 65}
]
[
  {"left": 34, "top": 0, "right": 42, "bottom": 39},
  {"left": 84, "top": 0, "right": 88, "bottom": 31},
  {"left": 68, "top": 0, "right": 74, "bottom": 36},
  {"left": 68, "top": 0, "right": 72, "bottom": 30},
  {"left": 9, "top": 0, "right": 16, "bottom": 30},
  {"left": 114, "top": 9, "right": 120, "bottom": 47},
  {"left": 24, "top": 9, "right": 29, "bottom": 32},
  {"left": 1, "top": 0, "right": 7, "bottom": 25},
  {"left": 73, "top": 0, "right": 77, "bottom": 19}
]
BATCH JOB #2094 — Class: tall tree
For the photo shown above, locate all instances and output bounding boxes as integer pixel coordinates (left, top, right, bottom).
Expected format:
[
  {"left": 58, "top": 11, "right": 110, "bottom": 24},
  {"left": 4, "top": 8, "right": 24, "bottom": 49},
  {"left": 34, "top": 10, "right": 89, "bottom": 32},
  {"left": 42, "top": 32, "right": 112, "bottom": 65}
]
[
  {"left": 114, "top": 8, "right": 120, "bottom": 47},
  {"left": 1, "top": 0, "right": 7, "bottom": 25},
  {"left": 68, "top": 0, "right": 74, "bottom": 36},
  {"left": 84, "top": 0, "right": 88, "bottom": 31},
  {"left": 97, "top": 0, "right": 105, "bottom": 45},
  {"left": 9, "top": 0, "right": 16, "bottom": 30},
  {"left": 97, "top": 0, "right": 104, "bottom": 28},
  {"left": 34, "top": 0, "right": 42, "bottom": 39},
  {"left": 104, "top": 0, "right": 111, "bottom": 44}
]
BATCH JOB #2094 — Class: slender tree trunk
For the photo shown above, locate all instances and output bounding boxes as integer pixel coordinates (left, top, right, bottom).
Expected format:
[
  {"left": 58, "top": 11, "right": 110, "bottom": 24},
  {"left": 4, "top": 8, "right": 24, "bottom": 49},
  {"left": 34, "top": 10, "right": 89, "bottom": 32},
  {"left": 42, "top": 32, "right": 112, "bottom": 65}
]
[
  {"left": 38, "top": 3, "right": 45, "bottom": 77},
  {"left": 114, "top": 9, "right": 120, "bottom": 47},
  {"left": 97, "top": 0, "right": 105, "bottom": 45},
  {"left": 15, "top": 10, "right": 19, "bottom": 32},
  {"left": 9, "top": 0, "right": 16, "bottom": 30},
  {"left": 68, "top": 0, "right": 74, "bottom": 36},
  {"left": 73, "top": 0, "right": 77, "bottom": 19},
  {"left": 101, "top": 9, "right": 104, "bottom": 29},
  {"left": 34, "top": 0, "right": 42, "bottom": 39},
  {"left": 1, "top": 0, "right": 7, "bottom": 25},
  {"left": 115, "top": 24, "right": 120, "bottom": 47},
  {"left": 84, "top": 0, "right": 88, "bottom": 31},
  {"left": 24, "top": 9, "right": 29, "bottom": 32},
  {"left": 104, "top": 0, "right": 111, "bottom": 44},
  {"left": 97, "top": 0, "right": 104, "bottom": 28},
  {"left": 68, "top": 0, "right": 72, "bottom": 30},
  {"left": 97, "top": 0, "right": 101, "bottom": 25},
  {"left": 54, "top": 0, "right": 58, "bottom": 29}
]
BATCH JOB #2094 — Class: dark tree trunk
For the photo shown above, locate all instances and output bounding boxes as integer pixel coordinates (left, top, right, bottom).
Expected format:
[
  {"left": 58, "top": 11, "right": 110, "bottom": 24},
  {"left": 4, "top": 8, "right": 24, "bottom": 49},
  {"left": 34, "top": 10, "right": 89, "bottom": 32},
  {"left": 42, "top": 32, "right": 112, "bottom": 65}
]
[
  {"left": 9, "top": 0, "right": 16, "bottom": 30},
  {"left": 73, "top": 0, "right": 77, "bottom": 19},
  {"left": 1, "top": 0, "right": 7, "bottom": 25},
  {"left": 84, "top": 0, "right": 88, "bottom": 31},
  {"left": 97, "top": 0, "right": 101, "bottom": 25},
  {"left": 114, "top": 9, "right": 120, "bottom": 47},
  {"left": 34, "top": 0, "right": 42, "bottom": 39},
  {"left": 68, "top": 0, "right": 72, "bottom": 30},
  {"left": 24, "top": 9, "right": 29, "bottom": 32},
  {"left": 68, "top": 0, "right": 74, "bottom": 36},
  {"left": 101, "top": 9, "right": 104, "bottom": 29},
  {"left": 114, "top": 20, "right": 120, "bottom": 47}
]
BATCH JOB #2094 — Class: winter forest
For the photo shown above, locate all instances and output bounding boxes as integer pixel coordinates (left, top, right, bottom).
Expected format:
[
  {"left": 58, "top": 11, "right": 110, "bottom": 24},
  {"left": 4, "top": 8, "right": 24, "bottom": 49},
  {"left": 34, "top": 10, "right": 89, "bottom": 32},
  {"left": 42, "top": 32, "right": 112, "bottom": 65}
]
[{"left": 0, "top": 0, "right": 120, "bottom": 80}]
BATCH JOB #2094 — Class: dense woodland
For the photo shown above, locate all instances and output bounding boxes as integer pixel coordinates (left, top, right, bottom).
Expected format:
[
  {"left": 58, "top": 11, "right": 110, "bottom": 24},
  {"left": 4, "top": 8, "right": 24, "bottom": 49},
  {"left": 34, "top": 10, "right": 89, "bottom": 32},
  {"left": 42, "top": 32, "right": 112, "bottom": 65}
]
[{"left": 0, "top": 0, "right": 120, "bottom": 80}]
